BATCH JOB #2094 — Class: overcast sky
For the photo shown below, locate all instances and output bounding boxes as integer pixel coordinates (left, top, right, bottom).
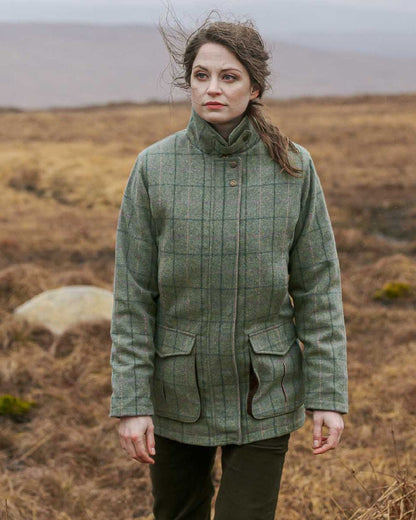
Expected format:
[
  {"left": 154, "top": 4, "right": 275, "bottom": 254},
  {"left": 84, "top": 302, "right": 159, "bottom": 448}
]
[
  {"left": 2, "top": 0, "right": 416, "bottom": 49},
  {"left": 2, "top": 0, "right": 416, "bottom": 107},
  {"left": 3, "top": 0, "right": 416, "bottom": 26}
]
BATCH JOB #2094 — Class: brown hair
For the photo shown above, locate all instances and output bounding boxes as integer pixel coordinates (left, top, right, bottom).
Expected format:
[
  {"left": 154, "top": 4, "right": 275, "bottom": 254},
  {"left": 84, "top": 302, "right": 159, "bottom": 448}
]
[{"left": 159, "top": 12, "right": 302, "bottom": 177}]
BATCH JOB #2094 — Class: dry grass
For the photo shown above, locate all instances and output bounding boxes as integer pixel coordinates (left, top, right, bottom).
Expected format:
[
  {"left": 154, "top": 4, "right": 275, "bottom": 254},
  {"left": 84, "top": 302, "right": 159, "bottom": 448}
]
[
  {"left": 1, "top": 94, "right": 416, "bottom": 519},
  {"left": 349, "top": 477, "right": 416, "bottom": 519}
]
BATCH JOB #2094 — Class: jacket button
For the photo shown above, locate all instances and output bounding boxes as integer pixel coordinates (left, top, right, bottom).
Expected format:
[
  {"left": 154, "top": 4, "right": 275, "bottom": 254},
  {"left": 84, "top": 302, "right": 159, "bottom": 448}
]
[
  {"left": 229, "top": 179, "right": 238, "bottom": 187},
  {"left": 229, "top": 160, "right": 238, "bottom": 168}
]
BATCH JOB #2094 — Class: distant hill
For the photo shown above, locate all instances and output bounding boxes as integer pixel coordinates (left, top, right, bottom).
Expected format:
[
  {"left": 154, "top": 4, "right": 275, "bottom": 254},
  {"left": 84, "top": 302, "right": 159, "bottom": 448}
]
[{"left": 1, "top": 22, "right": 416, "bottom": 109}]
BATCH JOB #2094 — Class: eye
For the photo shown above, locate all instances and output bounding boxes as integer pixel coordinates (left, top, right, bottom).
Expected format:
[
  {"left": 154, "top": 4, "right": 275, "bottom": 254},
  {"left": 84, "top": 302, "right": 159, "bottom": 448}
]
[
  {"left": 223, "top": 74, "right": 237, "bottom": 81},
  {"left": 194, "top": 71, "right": 208, "bottom": 80}
]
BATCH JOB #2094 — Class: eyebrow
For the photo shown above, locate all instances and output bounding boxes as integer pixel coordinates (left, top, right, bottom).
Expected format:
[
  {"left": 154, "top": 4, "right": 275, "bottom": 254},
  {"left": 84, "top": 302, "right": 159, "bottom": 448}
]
[{"left": 192, "top": 65, "right": 242, "bottom": 73}]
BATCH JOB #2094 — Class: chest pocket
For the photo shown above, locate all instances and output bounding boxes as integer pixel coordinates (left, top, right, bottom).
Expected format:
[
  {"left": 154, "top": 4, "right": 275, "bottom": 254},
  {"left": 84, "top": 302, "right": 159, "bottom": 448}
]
[
  {"left": 248, "top": 320, "right": 304, "bottom": 419},
  {"left": 152, "top": 325, "right": 200, "bottom": 423}
]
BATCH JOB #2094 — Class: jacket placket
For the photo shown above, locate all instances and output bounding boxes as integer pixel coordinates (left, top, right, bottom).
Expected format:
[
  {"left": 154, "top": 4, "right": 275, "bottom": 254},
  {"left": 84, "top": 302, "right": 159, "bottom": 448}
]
[{"left": 211, "top": 154, "right": 244, "bottom": 442}]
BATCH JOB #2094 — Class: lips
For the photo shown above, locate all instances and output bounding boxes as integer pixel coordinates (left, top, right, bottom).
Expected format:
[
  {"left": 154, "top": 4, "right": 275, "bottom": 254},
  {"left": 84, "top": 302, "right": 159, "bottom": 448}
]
[{"left": 205, "top": 102, "right": 225, "bottom": 107}]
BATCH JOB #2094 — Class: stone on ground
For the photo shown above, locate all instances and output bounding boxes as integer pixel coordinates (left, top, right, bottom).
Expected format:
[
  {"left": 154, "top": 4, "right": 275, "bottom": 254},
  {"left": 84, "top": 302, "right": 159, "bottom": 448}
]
[{"left": 14, "top": 285, "right": 113, "bottom": 335}]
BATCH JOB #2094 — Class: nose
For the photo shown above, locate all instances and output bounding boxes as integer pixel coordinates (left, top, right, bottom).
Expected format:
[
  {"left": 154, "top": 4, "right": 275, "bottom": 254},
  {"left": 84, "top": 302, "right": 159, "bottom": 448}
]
[{"left": 207, "top": 77, "right": 221, "bottom": 96}]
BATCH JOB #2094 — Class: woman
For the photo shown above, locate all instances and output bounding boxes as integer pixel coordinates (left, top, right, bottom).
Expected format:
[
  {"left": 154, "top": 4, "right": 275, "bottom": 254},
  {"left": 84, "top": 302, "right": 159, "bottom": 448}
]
[{"left": 110, "top": 17, "right": 348, "bottom": 520}]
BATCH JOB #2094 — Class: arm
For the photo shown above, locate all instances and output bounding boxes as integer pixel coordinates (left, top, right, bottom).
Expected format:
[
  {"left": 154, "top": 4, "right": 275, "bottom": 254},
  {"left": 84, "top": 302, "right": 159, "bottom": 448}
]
[
  {"left": 288, "top": 150, "right": 348, "bottom": 450},
  {"left": 110, "top": 154, "right": 159, "bottom": 418}
]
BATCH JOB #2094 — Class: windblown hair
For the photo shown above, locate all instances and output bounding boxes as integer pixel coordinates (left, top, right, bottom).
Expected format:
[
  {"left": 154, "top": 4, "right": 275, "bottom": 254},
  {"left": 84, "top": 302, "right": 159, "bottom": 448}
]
[{"left": 159, "top": 11, "right": 302, "bottom": 177}]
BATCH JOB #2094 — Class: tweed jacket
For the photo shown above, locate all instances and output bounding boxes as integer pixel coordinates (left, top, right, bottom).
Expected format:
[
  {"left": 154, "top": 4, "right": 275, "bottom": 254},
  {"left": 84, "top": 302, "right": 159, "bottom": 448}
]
[{"left": 109, "top": 109, "right": 348, "bottom": 446}]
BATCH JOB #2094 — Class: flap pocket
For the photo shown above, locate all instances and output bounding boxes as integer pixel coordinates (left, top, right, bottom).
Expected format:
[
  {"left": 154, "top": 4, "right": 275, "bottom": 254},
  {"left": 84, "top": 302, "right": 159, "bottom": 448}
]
[
  {"left": 248, "top": 320, "right": 297, "bottom": 355},
  {"left": 155, "top": 325, "right": 196, "bottom": 357}
]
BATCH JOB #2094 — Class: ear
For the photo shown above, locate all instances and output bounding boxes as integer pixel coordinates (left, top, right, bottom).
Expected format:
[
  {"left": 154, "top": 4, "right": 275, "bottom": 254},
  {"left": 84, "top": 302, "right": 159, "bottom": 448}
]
[{"left": 249, "top": 85, "right": 260, "bottom": 101}]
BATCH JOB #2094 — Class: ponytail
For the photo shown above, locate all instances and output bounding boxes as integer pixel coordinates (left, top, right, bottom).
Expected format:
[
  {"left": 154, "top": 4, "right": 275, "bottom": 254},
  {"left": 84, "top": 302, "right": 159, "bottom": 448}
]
[{"left": 246, "top": 100, "right": 302, "bottom": 177}]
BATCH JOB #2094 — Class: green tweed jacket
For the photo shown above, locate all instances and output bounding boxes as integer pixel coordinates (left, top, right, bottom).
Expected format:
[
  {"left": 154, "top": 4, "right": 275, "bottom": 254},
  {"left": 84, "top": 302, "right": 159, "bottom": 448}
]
[{"left": 109, "top": 109, "right": 348, "bottom": 446}]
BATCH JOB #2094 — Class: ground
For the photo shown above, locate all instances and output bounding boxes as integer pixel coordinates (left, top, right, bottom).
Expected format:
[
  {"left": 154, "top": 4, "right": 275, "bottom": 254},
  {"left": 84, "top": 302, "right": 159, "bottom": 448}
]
[{"left": 0, "top": 95, "right": 415, "bottom": 519}]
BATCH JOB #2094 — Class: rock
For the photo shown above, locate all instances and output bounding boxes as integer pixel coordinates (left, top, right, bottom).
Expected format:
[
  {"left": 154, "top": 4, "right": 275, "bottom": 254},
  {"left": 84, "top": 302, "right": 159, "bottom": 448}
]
[{"left": 14, "top": 286, "right": 113, "bottom": 335}]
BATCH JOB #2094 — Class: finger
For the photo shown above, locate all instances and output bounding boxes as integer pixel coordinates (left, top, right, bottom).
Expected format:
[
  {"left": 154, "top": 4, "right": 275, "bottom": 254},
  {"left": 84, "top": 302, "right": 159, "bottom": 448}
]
[
  {"left": 312, "top": 417, "right": 323, "bottom": 449},
  {"left": 125, "top": 437, "right": 141, "bottom": 460},
  {"left": 118, "top": 431, "right": 128, "bottom": 452},
  {"left": 313, "top": 439, "right": 336, "bottom": 454},
  {"left": 313, "top": 443, "right": 332, "bottom": 454},
  {"left": 313, "top": 429, "right": 341, "bottom": 455},
  {"left": 132, "top": 435, "right": 155, "bottom": 464},
  {"left": 146, "top": 424, "right": 156, "bottom": 457}
]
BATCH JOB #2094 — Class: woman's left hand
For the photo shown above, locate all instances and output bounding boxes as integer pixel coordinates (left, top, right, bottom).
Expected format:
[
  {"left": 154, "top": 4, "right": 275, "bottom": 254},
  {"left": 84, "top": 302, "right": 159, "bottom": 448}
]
[{"left": 311, "top": 410, "right": 344, "bottom": 455}]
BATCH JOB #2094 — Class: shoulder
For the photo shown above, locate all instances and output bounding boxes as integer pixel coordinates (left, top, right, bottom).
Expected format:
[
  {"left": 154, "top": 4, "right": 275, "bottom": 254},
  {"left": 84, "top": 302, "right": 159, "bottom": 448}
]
[
  {"left": 286, "top": 142, "right": 322, "bottom": 199},
  {"left": 129, "top": 128, "right": 188, "bottom": 186},
  {"left": 287, "top": 141, "right": 313, "bottom": 172},
  {"left": 138, "top": 129, "right": 188, "bottom": 160}
]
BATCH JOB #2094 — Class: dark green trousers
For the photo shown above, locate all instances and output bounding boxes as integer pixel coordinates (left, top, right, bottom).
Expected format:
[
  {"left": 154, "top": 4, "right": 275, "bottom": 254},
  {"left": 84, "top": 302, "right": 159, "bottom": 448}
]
[{"left": 149, "top": 433, "right": 290, "bottom": 520}]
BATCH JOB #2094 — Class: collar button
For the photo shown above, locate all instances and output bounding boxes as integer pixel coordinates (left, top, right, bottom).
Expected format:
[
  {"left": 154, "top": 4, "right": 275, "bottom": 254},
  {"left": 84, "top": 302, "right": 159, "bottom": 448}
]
[{"left": 229, "top": 160, "right": 238, "bottom": 168}]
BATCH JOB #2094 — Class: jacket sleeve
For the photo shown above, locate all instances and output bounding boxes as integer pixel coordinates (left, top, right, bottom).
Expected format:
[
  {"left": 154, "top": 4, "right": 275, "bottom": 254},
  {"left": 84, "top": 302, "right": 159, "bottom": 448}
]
[
  {"left": 109, "top": 153, "right": 159, "bottom": 417},
  {"left": 288, "top": 149, "right": 348, "bottom": 414}
]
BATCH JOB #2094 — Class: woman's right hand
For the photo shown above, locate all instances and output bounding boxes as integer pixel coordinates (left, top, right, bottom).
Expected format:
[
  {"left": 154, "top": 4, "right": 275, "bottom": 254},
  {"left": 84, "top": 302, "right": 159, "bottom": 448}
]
[{"left": 118, "top": 415, "right": 156, "bottom": 464}]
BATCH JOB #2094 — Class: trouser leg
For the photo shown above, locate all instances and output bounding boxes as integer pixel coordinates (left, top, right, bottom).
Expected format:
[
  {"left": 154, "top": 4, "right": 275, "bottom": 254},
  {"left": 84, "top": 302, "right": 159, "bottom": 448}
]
[
  {"left": 214, "top": 433, "right": 290, "bottom": 520},
  {"left": 149, "top": 434, "right": 217, "bottom": 520}
]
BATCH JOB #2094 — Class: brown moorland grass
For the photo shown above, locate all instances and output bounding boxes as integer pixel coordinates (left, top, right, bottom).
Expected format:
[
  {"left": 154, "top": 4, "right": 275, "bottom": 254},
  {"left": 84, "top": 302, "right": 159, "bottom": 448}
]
[{"left": 0, "top": 94, "right": 415, "bottom": 519}]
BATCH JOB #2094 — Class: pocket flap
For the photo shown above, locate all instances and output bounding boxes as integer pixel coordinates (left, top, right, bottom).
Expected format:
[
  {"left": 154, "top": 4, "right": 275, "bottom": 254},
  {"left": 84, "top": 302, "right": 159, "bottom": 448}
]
[
  {"left": 248, "top": 320, "right": 297, "bottom": 355},
  {"left": 155, "top": 325, "right": 196, "bottom": 357}
]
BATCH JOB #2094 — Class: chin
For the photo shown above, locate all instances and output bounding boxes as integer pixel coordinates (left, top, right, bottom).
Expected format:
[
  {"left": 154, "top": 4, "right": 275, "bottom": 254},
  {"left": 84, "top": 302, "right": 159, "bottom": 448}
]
[
  {"left": 199, "top": 109, "right": 240, "bottom": 126},
  {"left": 203, "top": 113, "right": 228, "bottom": 124}
]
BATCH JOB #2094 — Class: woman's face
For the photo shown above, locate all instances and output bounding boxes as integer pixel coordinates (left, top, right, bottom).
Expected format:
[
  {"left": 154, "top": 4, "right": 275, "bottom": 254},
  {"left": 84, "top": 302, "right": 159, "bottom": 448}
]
[{"left": 190, "top": 42, "right": 259, "bottom": 138}]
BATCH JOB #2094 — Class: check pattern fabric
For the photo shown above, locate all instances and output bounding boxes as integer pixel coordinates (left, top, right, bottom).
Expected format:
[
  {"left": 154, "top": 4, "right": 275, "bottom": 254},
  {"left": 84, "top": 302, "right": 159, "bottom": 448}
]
[{"left": 110, "top": 109, "right": 348, "bottom": 446}]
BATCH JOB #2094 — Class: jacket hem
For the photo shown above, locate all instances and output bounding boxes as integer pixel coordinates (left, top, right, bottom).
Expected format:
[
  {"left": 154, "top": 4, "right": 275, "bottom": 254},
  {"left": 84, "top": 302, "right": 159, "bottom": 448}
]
[{"left": 153, "top": 409, "right": 305, "bottom": 446}]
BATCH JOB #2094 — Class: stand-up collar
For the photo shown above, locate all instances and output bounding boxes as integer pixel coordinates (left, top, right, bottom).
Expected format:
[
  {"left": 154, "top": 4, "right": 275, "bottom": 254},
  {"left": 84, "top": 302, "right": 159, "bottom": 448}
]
[{"left": 186, "top": 109, "right": 260, "bottom": 156}]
